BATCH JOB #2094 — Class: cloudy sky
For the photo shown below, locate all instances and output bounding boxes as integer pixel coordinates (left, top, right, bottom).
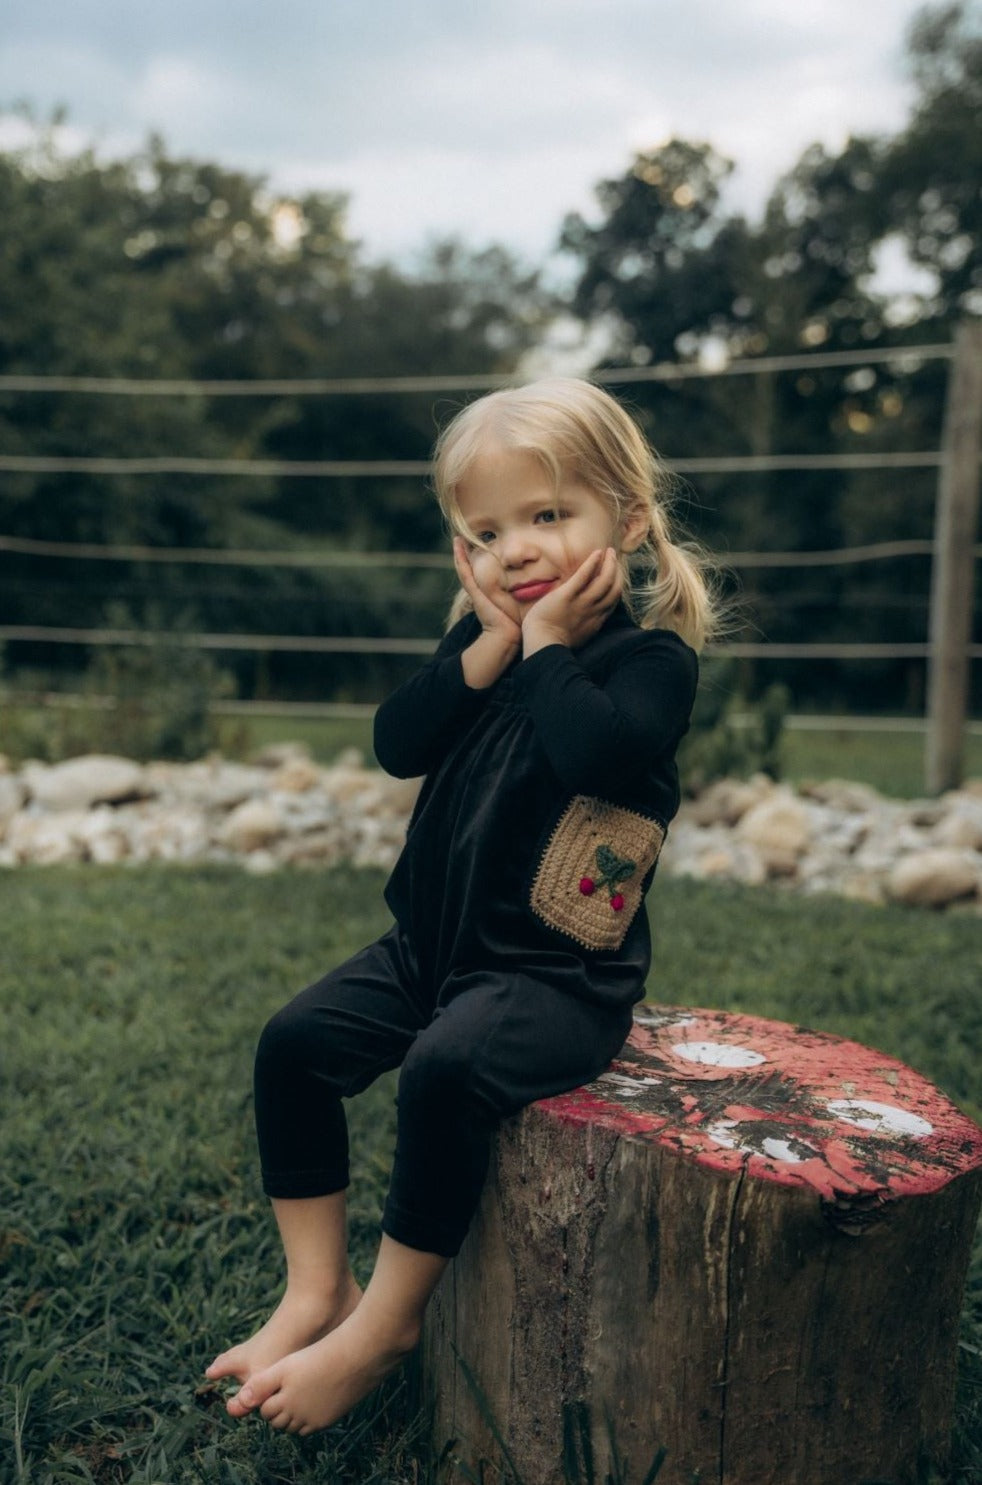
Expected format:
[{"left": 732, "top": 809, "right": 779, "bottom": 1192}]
[{"left": 3, "top": 0, "right": 936, "bottom": 269}]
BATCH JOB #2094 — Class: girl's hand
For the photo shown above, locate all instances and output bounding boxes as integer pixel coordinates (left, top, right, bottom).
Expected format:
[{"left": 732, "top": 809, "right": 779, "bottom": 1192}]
[
  {"left": 521, "top": 547, "right": 622, "bottom": 656},
  {"left": 454, "top": 537, "right": 522, "bottom": 688}
]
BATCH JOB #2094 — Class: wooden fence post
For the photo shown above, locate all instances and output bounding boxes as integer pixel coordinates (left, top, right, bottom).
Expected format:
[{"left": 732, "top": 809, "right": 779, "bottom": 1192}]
[{"left": 926, "top": 320, "right": 982, "bottom": 795}]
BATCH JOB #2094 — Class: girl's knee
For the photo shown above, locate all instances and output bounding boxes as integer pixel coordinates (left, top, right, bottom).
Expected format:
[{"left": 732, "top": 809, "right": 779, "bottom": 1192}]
[{"left": 255, "top": 997, "right": 334, "bottom": 1081}]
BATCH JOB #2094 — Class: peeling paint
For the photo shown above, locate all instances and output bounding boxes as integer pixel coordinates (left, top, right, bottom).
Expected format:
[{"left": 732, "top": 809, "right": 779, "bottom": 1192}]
[{"left": 536, "top": 1006, "right": 982, "bottom": 1203}]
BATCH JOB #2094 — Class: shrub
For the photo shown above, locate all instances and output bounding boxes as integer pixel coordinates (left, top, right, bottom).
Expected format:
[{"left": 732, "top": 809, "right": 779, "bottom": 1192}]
[{"left": 680, "top": 656, "right": 790, "bottom": 794}]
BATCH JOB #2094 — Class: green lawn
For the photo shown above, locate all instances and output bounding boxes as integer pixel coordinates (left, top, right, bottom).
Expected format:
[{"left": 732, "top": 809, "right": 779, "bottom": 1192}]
[{"left": 1, "top": 867, "right": 980, "bottom": 1484}]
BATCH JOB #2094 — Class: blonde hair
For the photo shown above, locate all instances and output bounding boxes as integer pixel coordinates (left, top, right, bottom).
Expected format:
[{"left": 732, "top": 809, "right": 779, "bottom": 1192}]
[{"left": 433, "top": 377, "right": 720, "bottom": 652}]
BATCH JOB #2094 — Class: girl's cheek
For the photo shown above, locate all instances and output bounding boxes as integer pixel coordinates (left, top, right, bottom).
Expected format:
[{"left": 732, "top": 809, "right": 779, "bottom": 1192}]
[{"left": 470, "top": 553, "right": 498, "bottom": 593}]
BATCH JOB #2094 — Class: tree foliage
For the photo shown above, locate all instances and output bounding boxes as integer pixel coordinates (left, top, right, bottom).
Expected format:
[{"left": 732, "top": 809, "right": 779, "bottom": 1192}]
[
  {"left": 558, "top": 2, "right": 981, "bottom": 716},
  {"left": 0, "top": 2, "right": 979, "bottom": 718}
]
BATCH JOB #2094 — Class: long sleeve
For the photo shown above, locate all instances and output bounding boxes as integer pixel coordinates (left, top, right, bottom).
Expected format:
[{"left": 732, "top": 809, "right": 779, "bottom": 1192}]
[
  {"left": 510, "top": 630, "right": 698, "bottom": 797},
  {"left": 373, "top": 613, "right": 487, "bottom": 778}
]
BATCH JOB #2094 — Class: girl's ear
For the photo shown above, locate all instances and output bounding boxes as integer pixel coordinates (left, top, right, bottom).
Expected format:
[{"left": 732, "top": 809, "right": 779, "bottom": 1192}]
[{"left": 619, "top": 504, "right": 650, "bottom": 554}]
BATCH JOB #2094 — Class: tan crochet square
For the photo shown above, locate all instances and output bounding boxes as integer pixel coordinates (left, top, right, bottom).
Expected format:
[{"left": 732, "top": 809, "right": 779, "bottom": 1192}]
[{"left": 530, "top": 795, "right": 666, "bottom": 951}]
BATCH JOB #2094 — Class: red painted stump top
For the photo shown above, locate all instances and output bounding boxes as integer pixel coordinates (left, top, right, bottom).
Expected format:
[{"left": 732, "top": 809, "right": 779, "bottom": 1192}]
[{"left": 539, "top": 1007, "right": 982, "bottom": 1209}]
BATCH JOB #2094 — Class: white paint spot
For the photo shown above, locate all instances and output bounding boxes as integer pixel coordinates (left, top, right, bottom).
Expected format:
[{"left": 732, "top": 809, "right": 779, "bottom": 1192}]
[
  {"left": 761, "top": 1137, "right": 809, "bottom": 1164},
  {"left": 705, "top": 1120, "right": 817, "bottom": 1164},
  {"left": 705, "top": 1120, "right": 738, "bottom": 1148},
  {"left": 826, "top": 1099, "right": 933, "bottom": 1138},
  {"left": 599, "top": 1071, "right": 662, "bottom": 1098},
  {"left": 672, "top": 1041, "right": 767, "bottom": 1068}
]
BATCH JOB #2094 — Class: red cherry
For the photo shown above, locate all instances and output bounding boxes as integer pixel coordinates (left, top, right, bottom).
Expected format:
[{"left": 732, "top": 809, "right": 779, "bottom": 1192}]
[
  {"left": 610, "top": 893, "right": 625, "bottom": 912},
  {"left": 579, "top": 877, "right": 595, "bottom": 896}
]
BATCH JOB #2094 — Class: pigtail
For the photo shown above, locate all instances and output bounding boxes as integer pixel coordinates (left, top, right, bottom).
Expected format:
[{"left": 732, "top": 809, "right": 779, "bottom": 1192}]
[{"left": 633, "top": 503, "right": 722, "bottom": 653}]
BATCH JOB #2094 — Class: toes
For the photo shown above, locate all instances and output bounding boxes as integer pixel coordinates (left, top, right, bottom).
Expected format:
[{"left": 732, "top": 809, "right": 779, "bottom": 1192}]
[{"left": 258, "top": 1384, "right": 285, "bottom": 1419}]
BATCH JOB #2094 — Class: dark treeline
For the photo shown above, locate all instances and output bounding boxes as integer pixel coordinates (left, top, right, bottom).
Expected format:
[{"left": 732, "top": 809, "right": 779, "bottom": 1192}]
[{"left": 0, "top": 1, "right": 979, "bottom": 714}]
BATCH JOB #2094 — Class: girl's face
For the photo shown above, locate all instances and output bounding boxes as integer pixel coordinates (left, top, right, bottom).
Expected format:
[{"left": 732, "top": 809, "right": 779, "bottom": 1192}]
[{"left": 455, "top": 444, "right": 640, "bottom": 611}]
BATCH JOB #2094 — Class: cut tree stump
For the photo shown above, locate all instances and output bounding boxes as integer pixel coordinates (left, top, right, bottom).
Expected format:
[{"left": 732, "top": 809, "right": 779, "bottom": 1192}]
[{"left": 419, "top": 1006, "right": 982, "bottom": 1485}]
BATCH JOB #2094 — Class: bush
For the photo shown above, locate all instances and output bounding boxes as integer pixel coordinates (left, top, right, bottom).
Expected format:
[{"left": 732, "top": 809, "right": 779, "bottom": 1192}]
[
  {"left": 680, "top": 656, "right": 790, "bottom": 794},
  {"left": 0, "top": 609, "right": 240, "bottom": 763}
]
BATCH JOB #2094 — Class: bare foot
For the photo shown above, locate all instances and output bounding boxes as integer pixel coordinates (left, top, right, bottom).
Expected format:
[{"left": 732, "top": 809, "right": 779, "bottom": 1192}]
[
  {"left": 205, "top": 1274, "right": 362, "bottom": 1393},
  {"left": 227, "top": 1307, "right": 418, "bottom": 1434}
]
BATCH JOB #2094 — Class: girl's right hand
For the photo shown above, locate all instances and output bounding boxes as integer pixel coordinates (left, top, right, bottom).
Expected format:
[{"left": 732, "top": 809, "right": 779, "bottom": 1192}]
[
  {"left": 453, "top": 538, "right": 522, "bottom": 645},
  {"left": 454, "top": 537, "right": 522, "bottom": 689}
]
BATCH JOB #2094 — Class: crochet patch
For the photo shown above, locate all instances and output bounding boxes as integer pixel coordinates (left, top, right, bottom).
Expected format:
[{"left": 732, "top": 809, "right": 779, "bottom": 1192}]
[{"left": 530, "top": 795, "right": 666, "bottom": 951}]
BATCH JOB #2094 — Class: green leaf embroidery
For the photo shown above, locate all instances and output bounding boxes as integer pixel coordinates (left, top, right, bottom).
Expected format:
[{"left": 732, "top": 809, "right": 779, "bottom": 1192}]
[{"left": 594, "top": 844, "right": 636, "bottom": 894}]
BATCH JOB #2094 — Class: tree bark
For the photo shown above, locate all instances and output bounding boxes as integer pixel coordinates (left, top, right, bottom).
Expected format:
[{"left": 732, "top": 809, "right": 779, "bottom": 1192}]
[{"left": 419, "top": 1006, "right": 982, "bottom": 1485}]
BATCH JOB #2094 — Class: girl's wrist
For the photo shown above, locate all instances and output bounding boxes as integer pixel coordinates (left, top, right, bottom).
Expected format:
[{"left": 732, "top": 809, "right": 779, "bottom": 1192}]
[
  {"left": 522, "top": 619, "right": 569, "bottom": 657},
  {"left": 462, "top": 629, "right": 519, "bottom": 689}
]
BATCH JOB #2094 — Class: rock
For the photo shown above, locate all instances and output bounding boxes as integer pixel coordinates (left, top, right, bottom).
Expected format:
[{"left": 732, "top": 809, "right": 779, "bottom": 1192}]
[
  {"left": 6, "top": 811, "right": 87, "bottom": 864},
  {"left": 129, "top": 805, "right": 210, "bottom": 862},
  {"left": 24, "top": 755, "right": 149, "bottom": 811},
  {"left": 931, "top": 795, "right": 982, "bottom": 851},
  {"left": 685, "top": 775, "right": 772, "bottom": 828},
  {"left": 735, "top": 791, "right": 813, "bottom": 876},
  {"left": 886, "top": 850, "right": 980, "bottom": 908},
  {"left": 270, "top": 757, "right": 322, "bottom": 793},
  {"left": 798, "top": 778, "right": 884, "bottom": 813},
  {"left": 220, "top": 799, "right": 285, "bottom": 852},
  {"left": 0, "top": 775, "right": 27, "bottom": 836},
  {"left": 1, "top": 747, "right": 978, "bottom": 913},
  {"left": 321, "top": 766, "right": 381, "bottom": 805},
  {"left": 251, "top": 740, "right": 314, "bottom": 768},
  {"left": 334, "top": 747, "right": 366, "bottom": 769}
]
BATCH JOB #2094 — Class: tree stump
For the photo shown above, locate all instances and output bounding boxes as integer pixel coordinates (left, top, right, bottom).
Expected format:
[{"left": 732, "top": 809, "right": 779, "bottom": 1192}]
[{"left": 420, "top": 1006, "right": 982, "bottom": 1485}]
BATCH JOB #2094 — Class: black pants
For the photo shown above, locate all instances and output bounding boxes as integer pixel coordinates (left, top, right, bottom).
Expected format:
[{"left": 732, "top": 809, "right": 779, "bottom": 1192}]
[{"left": 254, "top": 926, "right": 635, "bottom": 1257}]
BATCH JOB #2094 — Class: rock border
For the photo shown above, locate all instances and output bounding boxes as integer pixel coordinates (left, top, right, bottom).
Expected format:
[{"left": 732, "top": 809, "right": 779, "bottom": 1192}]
[{"left": 1, "top": 749, "right": 980, "bottom": 911}]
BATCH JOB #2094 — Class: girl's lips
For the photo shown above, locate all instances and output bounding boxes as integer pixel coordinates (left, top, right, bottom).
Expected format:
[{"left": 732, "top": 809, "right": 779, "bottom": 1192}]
[{"left": 511, "top": 579, "right": 557, "bottom": 602}]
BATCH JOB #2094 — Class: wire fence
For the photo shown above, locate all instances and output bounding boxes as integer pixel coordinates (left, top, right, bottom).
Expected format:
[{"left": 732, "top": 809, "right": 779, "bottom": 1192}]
[{"left": 2, "top": 336, "right": 980, "bottom": 787}]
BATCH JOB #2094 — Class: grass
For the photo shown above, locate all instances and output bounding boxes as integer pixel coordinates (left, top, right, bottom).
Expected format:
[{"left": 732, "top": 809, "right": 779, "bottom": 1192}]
[{"left": 0, "top": 866, "right": 980, "bottom": 1484}]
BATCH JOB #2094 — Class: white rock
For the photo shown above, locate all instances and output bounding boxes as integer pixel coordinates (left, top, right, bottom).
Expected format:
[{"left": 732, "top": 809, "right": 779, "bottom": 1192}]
[
  {"left": 320, "top": 766, "right": 379, "bottom": 804},
  {"left": 931, "top": 795, "right": 982, "bottom": 852},
  {"left": 886, "top": 849, "right": 980, "bottom": 907},
  {"left": 221, "top": 799, "right": 285, "bottom": 851},
  {"left": 270, "top": 758, "right": 322, "bottom": 793},
  {"left": 24, "top": 755, "right": 148, "bottom": 811},
  {"left": 173, "top": 760, "right": 269, "bottom": 810},
  {"left": 6, "top": 811, "right": 87, "bottom": 864},
  {"left": 685, "top": 775, "right": 773, "bottom": 828},
  {"left": 128, "top": 805, "right": 210, "bottom": 862},
  {"left": 334, "top": 747, "right": 366, "bottom": 769},
  {"left": 251, "top": 741, "right": 314, "bottom": 769},
  {"left": 798, "top": 777, "right": 884, "bottom": 814},
  {"left": 0, "top": 775, "right": 27, "bottom": 835},
  {"left": 735, "top": 791, "right": 813, "bottom": 875}
]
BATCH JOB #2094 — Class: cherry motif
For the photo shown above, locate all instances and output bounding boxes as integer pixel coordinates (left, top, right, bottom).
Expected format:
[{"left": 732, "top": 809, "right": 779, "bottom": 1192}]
[
  {"left": 610, "top": 893, "right": 625, "bottom": 912},
  {"left": 579, "top": 877, "right": 596, "bottom": 896}
]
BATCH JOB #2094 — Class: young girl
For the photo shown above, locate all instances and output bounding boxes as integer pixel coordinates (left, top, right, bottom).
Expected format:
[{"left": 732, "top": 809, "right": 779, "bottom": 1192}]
[{"left": 206, "top": 377, "right": 716, "bottom": 1435}]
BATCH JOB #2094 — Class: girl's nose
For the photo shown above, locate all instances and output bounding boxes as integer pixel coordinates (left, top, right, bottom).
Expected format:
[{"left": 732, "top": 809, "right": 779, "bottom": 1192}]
[{"left": 499, "top": 527, "right": 538, "bottom": 568}]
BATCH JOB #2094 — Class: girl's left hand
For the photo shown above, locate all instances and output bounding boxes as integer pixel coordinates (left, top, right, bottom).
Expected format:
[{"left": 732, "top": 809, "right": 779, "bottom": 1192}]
[{"left": 521, "top": 547, "right": 622, "bottom": 655}]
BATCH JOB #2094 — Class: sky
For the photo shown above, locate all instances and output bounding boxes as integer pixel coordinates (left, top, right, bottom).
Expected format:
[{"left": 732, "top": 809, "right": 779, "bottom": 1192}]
[{"left": 2, "top": 0, "right": 938, "bottom": 273}]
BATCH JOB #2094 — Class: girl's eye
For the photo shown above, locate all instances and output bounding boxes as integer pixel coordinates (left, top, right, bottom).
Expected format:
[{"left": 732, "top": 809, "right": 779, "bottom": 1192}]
[
  {"left": 535, "top": 509, "right": 563, "bottom": 525},
  {"left": 476, "top": 531, "right": 496, "bottom": 545}
]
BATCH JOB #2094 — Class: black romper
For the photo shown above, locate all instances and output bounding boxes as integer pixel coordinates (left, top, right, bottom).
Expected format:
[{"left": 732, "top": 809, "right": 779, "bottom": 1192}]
[{"left": 253, "top": 603, "right": 698, "bottom": 1257}]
